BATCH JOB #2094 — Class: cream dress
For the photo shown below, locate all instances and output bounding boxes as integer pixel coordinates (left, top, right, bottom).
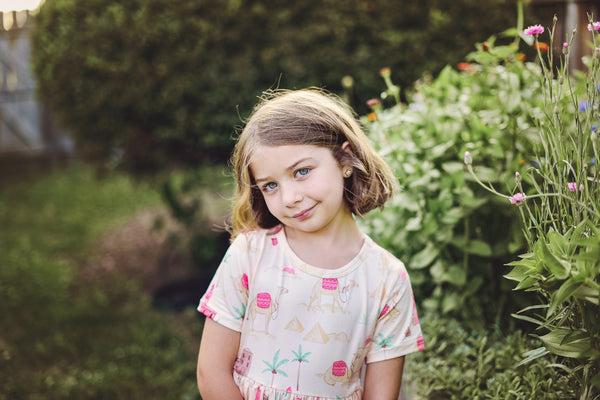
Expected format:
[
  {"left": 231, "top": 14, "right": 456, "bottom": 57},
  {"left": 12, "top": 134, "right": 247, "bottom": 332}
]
[{"left": 198, "top": 227, "right": 424, "bottom": 400}]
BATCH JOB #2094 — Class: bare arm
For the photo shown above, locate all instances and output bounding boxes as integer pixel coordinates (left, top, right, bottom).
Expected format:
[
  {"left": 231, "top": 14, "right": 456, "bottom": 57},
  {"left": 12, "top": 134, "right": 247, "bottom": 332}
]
[
  {"left": 363, "top": 356, "right": 405, "bottom": 400},
  {"left": 197, "top": 318, "right": 244, "bottom": 400}
]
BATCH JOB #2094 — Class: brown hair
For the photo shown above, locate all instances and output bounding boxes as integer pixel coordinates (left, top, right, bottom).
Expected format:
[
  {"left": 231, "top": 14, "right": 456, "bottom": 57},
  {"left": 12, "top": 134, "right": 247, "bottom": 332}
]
[{"left": 229, "top": 88, "right": 397, "bottom": 238}]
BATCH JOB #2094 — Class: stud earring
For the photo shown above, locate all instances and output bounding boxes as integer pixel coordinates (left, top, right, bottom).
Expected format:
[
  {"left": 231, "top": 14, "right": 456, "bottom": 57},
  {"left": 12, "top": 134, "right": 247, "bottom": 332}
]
[{"left": 344, "top": 169, "right": 352, "bottom": 177}]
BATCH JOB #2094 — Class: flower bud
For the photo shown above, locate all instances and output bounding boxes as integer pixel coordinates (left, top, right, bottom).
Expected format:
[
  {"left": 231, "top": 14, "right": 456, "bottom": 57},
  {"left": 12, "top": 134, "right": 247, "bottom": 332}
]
[
  {"left": 464, "top": 151, "right": 472, "bottom": 165},
  {"left": 379, "top": 67, "right": 391, "bottom": 78},
  {"left": 515, "top": 171, "right": 521, "bottom": 180}
]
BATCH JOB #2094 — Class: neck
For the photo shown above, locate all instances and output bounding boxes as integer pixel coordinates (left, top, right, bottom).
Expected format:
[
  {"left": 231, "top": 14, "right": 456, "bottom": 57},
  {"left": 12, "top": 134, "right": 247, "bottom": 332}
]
[{"left": 284, "top": 212, "right": 364, "bottom": 269}]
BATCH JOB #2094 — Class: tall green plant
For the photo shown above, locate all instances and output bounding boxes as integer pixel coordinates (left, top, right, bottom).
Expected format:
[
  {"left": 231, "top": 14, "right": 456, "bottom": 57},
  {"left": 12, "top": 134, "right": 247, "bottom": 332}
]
[{"left": 465, "top": 16, "right": 600, "bottom": 398}]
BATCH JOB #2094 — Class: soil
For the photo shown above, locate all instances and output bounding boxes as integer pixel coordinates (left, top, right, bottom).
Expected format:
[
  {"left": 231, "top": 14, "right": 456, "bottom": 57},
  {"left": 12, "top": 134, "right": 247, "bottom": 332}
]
[{"left": 80, "top": 207, "right": 198, "bottom": 293}]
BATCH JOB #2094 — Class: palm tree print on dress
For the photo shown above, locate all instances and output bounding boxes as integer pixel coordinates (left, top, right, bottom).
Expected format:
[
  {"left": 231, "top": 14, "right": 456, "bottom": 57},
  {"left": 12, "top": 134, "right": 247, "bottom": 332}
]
[
  {"left": 373, "top": 333, "right": 395, "bottom": 357},
  {"left": 291, "top": 344, "right": 311, "bottom": 391},
  {"left": 261, "top": 349, "right": 289, "bottom": 387},
  {"left": 233, "top": 302, "right": 246, "bottom": 320},
  {"left": 247, "top": 287, "right": 288, "bottom": 334}
]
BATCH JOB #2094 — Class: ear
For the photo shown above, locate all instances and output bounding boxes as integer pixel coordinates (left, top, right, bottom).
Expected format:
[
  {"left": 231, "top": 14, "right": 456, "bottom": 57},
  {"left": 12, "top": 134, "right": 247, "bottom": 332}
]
[
  {"left": 339, "top": 141, "right": 355, "bottom": 175},
  {"left": 341, "top": 141, "right": 353, "bottom": 156}
]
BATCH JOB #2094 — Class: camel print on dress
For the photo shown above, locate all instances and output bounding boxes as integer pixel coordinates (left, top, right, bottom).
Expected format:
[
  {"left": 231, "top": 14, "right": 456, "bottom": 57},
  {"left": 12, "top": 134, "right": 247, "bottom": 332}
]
[
  {"left": 303, "top": 278, "right": 358, "bottom": 313},
  {"left": 247, "top": 287, "right": 288, "bottom": 334},
  {"left": 320, "top": 347, "right": 365, "bottom": 387}
]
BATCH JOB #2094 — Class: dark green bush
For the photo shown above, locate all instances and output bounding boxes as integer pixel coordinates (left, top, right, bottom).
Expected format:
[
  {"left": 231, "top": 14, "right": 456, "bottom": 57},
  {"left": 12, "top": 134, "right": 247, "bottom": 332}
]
[{"left": 31, "top": 0, "right": 522, "bottom": 174}]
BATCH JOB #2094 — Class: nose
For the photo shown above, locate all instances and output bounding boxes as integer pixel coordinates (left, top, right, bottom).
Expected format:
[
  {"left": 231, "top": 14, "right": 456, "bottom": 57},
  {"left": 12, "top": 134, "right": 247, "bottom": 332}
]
[{"left": 281, "top": 182, "right": 303, "bottom": 207}]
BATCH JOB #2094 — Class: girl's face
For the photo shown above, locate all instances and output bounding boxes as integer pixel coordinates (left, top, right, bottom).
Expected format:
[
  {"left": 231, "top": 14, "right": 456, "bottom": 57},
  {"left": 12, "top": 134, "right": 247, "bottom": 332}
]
[{"left": 250, "top": 144, "right": 352, "bottom": 236}]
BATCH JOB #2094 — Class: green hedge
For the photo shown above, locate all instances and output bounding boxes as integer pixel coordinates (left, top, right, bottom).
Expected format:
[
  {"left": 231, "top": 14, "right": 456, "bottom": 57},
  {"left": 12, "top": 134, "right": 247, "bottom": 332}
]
[{"left": 32, "top": 0, "right": 522, "bottom": 174}]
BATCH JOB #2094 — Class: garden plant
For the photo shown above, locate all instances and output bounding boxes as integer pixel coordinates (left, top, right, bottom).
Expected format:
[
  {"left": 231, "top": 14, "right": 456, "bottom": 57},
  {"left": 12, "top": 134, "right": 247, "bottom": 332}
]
[
  {"left": 361, "top": 5, "right": 599, "bottom": 399},
  {"left": 465, "top": 16, "right": 600, "bottom": 398}
]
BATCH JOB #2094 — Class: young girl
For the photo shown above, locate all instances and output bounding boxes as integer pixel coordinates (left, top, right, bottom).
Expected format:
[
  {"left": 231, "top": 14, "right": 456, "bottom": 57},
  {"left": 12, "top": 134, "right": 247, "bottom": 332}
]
[{"left": 196, "top": 89, "right": 424, "bottom": 400}]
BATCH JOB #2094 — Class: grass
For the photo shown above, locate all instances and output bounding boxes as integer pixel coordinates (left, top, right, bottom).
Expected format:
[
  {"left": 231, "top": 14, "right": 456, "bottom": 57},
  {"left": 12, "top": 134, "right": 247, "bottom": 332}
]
[{"left": 0, "top": 164, "right": 202, "bottom": 400}]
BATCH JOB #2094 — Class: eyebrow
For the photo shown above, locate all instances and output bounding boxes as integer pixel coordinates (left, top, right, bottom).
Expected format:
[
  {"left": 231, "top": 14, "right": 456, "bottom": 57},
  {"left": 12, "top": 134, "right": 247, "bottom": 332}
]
[{"left": 253, "top": 157, "right": 314, "bottom": 185}]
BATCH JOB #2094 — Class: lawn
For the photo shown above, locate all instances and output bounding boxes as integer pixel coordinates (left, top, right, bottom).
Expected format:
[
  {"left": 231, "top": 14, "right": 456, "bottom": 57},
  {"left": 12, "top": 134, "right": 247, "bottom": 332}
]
[{"left": 0, "top": 163, "right": 203, "bottom": 399}]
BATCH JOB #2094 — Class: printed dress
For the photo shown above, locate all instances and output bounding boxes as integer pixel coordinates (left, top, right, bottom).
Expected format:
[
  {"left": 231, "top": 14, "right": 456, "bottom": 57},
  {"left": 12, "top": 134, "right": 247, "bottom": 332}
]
[{"left": 198, "top": 227, "right": 424, "bottom": 400}]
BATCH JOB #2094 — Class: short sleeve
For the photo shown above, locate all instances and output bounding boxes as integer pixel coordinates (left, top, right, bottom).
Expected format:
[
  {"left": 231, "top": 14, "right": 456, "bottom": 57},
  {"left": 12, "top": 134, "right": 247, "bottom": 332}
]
[
  {"left": 366, "top": 261, "right": 424, "bottom": 363},
  {"left": 197, "top": 234, "right": 252, "bottom": 332}
]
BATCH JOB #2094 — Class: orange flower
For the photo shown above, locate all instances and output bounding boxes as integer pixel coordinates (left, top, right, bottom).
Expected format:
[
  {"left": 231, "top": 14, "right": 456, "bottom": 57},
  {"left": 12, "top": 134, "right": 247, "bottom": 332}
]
[
  {"left": 367, "top": 112, "right": 378, "bottom": 122},
  {"left": 516, "top": 53, "right": 526, "bottom": 61},
  {"left": 533, "top": 42, "right": 549, "bottom": 51},
  {"left": 457, "top": 62, "right": 472, "bottom": 71}
]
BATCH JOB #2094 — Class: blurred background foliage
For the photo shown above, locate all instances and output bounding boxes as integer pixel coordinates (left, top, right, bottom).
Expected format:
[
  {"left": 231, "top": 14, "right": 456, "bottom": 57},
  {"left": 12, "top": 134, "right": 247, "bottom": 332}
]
[
  {"left": 30, "top": 0, "right": 529, "bottom": 271},
  {"left": 31, "top": 0, "right": 524, "bottom": 173},
  {"left": 0, "top": 168, "right": 201, "bottom": 399}
]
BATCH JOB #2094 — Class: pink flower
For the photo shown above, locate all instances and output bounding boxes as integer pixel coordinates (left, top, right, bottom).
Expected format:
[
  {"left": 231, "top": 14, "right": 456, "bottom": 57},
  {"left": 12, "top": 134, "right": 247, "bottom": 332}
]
[
  {"left": 588, "top": 21, "right": 600, "bottom": 31},
  {"left": 509, "top": 193, "right": 526, "bottom": 204},
  {"left": 568, "top": 182, "right": 584, "bottom": 192},
  {"left": 524, "top": 25, "right": 544, "bottom": 36},
  {"left": 515, "top": 171, "right": 520, "bottom": 179}
]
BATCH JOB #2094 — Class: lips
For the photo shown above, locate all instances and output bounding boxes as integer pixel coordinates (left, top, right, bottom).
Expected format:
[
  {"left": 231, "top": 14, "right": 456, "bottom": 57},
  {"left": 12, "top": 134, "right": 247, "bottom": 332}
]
[{"left": 293, "top": 205, "right": 316, "bottom": 220}]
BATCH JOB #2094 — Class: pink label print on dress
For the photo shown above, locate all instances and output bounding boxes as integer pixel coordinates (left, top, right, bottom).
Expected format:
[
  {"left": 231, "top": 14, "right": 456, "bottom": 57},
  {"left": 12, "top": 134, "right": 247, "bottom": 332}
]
[
  {"left": 256, "top": 292, "right": 272, "bottom": 309},
  {"left": 322, "top": 278, "right": 338, "bottom": 290}
]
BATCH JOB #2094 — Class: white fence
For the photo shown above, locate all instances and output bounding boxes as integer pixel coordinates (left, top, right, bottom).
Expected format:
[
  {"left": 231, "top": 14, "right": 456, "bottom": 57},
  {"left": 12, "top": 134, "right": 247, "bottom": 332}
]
[{"left": 0, "top": 10, "right": 68, "bottom": 159}]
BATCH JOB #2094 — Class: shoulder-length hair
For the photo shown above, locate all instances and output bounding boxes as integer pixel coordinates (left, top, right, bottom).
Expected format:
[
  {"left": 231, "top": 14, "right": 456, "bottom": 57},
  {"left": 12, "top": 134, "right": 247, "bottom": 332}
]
[{"left": 229, "top": 88, "right": 397, "bottom": 239}]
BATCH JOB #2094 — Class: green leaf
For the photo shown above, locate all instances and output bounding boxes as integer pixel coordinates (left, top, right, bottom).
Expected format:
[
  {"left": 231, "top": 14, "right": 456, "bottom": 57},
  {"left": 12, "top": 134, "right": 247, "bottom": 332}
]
[
  {"left": 548, "top": 275, "right": 585, "bottom": 316},
  {"left": 537, "top": 329, "right": 591, "bottom": 359},
  {"left": 441, "top": 161, "right": 464, "bottom": 173},
  {"left": 511, "top": 313, "right": 545, "bottom": 327},
  {"left": 516, "top": 346, "right": 550, "bottom": 367},
  {"left": 445, "top": 265, "right": 467, "bottom": 286},
  {"left": 452, "top": 237, "right": 492, "bottom": 256},
  {"left": 572, "top": 284, "right": 600, "bottom": 305},
  {"left": 410, "top": 242, "right": 439, "bottom": 269},
  {"left": 514, "top": 276, "right": 538, "bottom": 291},
  {"left": 535, "top": 239, "right": 570, "bottom": 280}
]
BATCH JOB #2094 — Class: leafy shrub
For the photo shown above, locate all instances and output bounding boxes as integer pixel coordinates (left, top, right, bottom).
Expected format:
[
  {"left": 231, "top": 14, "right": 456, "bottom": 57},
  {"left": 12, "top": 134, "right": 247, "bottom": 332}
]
[
  {"left": 360, "top": 20, "right": 545, "bottom": 326},
  {"left": 404, "top": 315, "right": 574, "bottom": 399}
]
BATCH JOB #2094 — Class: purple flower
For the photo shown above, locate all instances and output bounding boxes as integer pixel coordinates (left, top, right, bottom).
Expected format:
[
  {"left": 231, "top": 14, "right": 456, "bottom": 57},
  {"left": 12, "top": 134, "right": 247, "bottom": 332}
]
[
  {"left": 568, "top": 182, "right": 583, "bottom": 192},
  {"left": 524, "top": 25, "right": 544, "bottom": 36},
  {"left": 510, "top": 193, "right": 526, "bottom": 204},
  {"left": 579, "top": 101, "right": 589, "bottom": 112}
]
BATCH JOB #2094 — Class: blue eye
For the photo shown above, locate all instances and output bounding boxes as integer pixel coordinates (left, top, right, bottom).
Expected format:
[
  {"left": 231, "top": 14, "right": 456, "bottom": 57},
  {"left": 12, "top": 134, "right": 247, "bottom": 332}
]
[
  {"left": 263, "top": 182, "right": 277, "bottom": 192},
  {"left": 295, "top": 168, "right": 310, "bottom": 178}
]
